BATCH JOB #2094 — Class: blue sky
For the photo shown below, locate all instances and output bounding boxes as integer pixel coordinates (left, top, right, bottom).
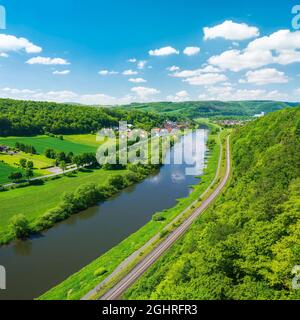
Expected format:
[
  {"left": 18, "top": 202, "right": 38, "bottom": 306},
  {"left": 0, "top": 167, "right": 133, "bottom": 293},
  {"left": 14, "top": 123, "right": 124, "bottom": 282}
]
[{"left": 0, "top": 0, "right": 299, "bottom": 104}]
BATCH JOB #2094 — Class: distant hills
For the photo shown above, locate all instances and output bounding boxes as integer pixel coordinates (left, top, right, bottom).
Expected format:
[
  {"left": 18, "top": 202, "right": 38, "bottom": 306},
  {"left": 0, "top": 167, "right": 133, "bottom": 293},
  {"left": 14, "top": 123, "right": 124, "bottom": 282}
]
[{"left": 123, "top": 100, "right": 299, "bottom": 119}]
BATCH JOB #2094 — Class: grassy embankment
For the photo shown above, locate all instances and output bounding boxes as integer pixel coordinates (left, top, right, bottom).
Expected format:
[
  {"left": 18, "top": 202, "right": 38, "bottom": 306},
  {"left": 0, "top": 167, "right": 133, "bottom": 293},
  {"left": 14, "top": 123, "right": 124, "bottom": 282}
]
[{"left": 39, "top": 127, "right": 227, "bottom": 300}]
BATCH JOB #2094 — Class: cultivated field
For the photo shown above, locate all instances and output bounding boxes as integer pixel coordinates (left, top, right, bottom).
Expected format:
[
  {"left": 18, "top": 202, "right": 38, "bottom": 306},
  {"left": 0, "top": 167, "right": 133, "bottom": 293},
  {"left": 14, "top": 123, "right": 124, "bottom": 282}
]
[{"left": 0, "top": 135, "right": 96, "bottom": 155}]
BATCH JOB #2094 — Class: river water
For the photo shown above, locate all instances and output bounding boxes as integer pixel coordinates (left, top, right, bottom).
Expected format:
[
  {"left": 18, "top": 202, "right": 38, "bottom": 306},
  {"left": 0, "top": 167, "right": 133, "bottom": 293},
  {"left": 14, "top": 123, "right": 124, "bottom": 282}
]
[{"left": 0, "top": 130, "right": 207, "bottom": 300}]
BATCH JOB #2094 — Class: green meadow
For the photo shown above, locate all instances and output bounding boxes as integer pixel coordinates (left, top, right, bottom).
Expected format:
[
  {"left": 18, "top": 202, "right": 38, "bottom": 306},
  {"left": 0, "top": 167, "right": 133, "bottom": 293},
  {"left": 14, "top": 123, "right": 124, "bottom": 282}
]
[
  {"left": 0, "top": 135, "right": 96, "bottom": 155},
  {"left": 0, "top": 162, "right": 26, "bottom": 185},
  {"left": 0, "top": 168, "right": 128, "bottom": 244}
]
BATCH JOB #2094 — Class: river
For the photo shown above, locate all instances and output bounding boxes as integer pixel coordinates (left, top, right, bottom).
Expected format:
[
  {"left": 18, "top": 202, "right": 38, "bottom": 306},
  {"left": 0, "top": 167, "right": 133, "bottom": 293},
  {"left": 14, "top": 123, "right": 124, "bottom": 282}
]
[{"left": 0, "top": 130, "right": 208, "bottom": 300}]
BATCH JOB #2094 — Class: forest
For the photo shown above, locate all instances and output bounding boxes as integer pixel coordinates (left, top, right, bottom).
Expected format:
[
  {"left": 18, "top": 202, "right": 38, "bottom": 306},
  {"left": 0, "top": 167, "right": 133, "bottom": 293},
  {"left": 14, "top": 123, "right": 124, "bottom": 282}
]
[
  {"left": 0, "top": 98, "right": 169, "bottom": 136},
  {"left": 126, "top": 100, "right": 298, "bottom": 119},
  {"left": 125, "top": 106, "right": 300, "bottom": 300}
]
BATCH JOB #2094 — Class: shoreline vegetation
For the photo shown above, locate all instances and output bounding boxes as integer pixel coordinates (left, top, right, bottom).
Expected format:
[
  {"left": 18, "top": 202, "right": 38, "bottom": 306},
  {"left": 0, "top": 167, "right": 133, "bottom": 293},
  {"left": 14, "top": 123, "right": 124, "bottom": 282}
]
[{"left": 39, "top": 126, "right": 225, "bottom": 300}]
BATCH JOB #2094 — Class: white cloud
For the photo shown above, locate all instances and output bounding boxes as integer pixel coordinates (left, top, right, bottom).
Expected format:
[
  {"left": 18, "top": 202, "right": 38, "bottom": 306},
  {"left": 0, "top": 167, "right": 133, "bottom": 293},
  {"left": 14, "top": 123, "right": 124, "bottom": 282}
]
[
  {"left": 149, "top": 46, "right": 179, "bottom": 56},
  {"left": 167, "top": 65, "right": 180, "bottom": 72},
  {"left": 203, "top": 20, "right": 260, "bottom": 41},
  {"left": 131, "top": 86, "right": 160, "bottom": 98},
  {"left": 129, "top": 78, "right": 147, "bottom": 83},
  {"left": 202, "top": 85, "right": 288, "bottom": 101},
  {"left": 137, "top": 60, "right": 147, "bottom": 69},
  {"left": 123, "top": 69, "right": 138, "bottom": 76},
  {"left": 128, "top": 58, "right": 137, "bottom": 63},
  {"left": 26, "top": 56, "right": 70, "bottom": 65},
  {"left": 167, "top": 90, "right": 189, "bottom": 102},
  {"left": 1, "top": 87, "right": 37, "bottom": 95},
  {"left": 0, "top": 53, "right": 9, "bottom": 58},
  {"left": 208, "top": 49, "right": 272, "bottom": 72},
  {"left": 240, "top": 68, "right": 288, "bottom": 85},
  {"left": 0, "top": 34, "right": 42, "bottom": 54},
  {"left": 53, "top": 70, "right": 70, "bottom": 75},
  {"left": 98, "top": 70, "right": 118, "bottom": 75},
  {"left": 171, "top": 65, "right": 221, "bottom": 78},
  {"left": 183, "top": 47, "right": 200, "bottom": 56},
  {"left": 208, "top": 30, "right": 300, "bottom": 71},
  {"left": 183, "top": 73, "right": 227, "bottom": 86}
]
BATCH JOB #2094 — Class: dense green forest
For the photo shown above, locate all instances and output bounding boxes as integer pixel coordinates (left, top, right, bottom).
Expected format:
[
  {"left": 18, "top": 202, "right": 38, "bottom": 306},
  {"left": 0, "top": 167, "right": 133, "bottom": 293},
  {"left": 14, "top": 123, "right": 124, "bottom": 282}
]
[
  {"left": 0, "top": 98, "right": 168, "bottom": 136},
  {"left": 125, "top": 106, "right": 300, "bottom": 300},
  {"left": 125, "top": 100, "right": 298, "bottom": 119}
]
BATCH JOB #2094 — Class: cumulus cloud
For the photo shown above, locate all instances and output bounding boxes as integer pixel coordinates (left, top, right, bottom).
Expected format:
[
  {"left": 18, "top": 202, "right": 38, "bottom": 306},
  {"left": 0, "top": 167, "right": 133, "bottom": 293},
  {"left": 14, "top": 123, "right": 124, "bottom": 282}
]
[
  {"left": 183, "top": 47, "right": 200, "bottom": 56},
  {"left": 98, "top": 70, "right": 119, "bottom": 75},
  {"left": 208, "top": 30, "right": 300, "bottom": 71},
  {"left": 0, "top": 34, "right": 42, "bottom": 54},
  {"left": 128, "top": 58, "right": 137, "bottom": 63},
  {"left": 183, "top": 73, "right": 228, "bottom": 85},
  {"left": 129, "top": 78, "right": 147, "bottom": 83},
  {"left": 53, "top": 70, "right": 70, "bottom": 75},
  {"left": 0, "top": 87, "right": 118, "bottom": 105},
  {"left": 26, "top": 56, "right": 70, "bottom": 65},
  {"left": 123, "top": 69, "right": 138, "bottom": 76},
  {"left": 167, "top": 90, "right": 189, "bottom": 102},
  {"left": 167, "top": 65, "right": 180, "bottom": 72},
  {"left": 149, "top": 46, "right": 179, "bottom": 56},
  {"left": 137, "top": 60, "right": 147, "bottom": 69},
  {"left": 200, "top": 86, "right": 288, "bottom": 101},
  {"left": 131, "top": 86, "right": 160, "bottom": 98},
  {"left": 240, "top": 68, "right": 288, "bottom": 85},
  {"left": 203, "top": 20, "right": 260, "bottom": 41},
  {"left": 0, "top": 52, "right": 9, "bottom": 58},
  {"left": 171, "top": 65, "right": 221, "bottom": 78}
]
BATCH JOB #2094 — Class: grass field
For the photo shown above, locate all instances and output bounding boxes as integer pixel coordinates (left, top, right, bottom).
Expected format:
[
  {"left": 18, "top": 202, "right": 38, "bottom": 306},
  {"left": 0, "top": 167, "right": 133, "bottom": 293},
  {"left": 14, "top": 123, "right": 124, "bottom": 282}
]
[
  {"left": 0, "top": 136, "right": 96, "bottom": 155},
  {"left": 0, "top": 168, "right": 128, "bottom": 243},
  {"left": 0, "top": 162, "right": 26, "bottom": 185},
  {"left": 64, "top": 134, "right": 102, "bottom": 147},
  {"left": 0, "top": 152, "right": 52, "bottom": 169}
]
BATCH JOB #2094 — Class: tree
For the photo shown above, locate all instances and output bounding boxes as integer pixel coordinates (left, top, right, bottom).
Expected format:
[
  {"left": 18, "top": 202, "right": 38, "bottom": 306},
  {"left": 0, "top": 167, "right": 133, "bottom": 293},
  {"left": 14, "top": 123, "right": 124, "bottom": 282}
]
[
  {"left": 19, "top": 158, "right": 27, "bottom": 169},
  {"left": 8, "top": 172, "right": 23, "bottom": 182},
  {"left": 27, "top": 161, "right": 34, "bottom": 170},
  {"left": 10, "top": 214, "right": 31, "bottom": 239},
  {"left": 25, "top": 168, "right": 34, "bottom": 181},
  {"left": 108, "top": 175, "right": 125, "bottom": 190},
  {"left": 59, "top": 161, "right": 67, "bottom": 174}
]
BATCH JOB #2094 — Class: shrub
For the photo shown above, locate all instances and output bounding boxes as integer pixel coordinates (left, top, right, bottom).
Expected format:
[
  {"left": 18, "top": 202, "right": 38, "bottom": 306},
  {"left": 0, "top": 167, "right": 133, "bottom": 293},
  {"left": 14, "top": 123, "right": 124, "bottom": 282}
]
[
  {"left": 152, "top": 213, "right": 166, "bottom": 222},
  {"left": 10, "top": 214, "right": 31, "bottom": 239},
  {"left": 94, "top": 267, "right": 108, "bottom": 277}
]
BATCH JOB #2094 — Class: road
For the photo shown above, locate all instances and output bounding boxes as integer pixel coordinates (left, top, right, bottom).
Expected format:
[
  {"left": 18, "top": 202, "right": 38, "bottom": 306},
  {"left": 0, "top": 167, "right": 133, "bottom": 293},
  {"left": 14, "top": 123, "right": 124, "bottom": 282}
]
[{"left": 100, "top": 136, "right": 231, "bottom": 300}]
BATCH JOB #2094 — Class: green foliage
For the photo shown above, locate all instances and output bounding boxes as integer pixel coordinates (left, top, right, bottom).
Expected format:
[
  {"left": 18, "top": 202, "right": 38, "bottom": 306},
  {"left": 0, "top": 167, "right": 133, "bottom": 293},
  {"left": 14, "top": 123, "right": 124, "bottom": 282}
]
[
  {"left": 126, "top": 101, "right": 298, "bottom": 119},
  {"left": 0, "top": 98, "right": 168, "bottom": 136},
  {"left": 125, "top": 107, "right": 300, "bottom": 300},
  {"left": 94, "top": 268, "right": 108, "bottom": 277},
  {"left": 10, "top": 214, "right": 31, "bottom": 239},
  {"left": 15, "top": 142, "right": 37, "bottom": 154},
  {"left": 8, "top": 171, "right": 23, "bottom": 182},
  {"left": 152, "top": 213, "right": 166, "bottom": 222}
]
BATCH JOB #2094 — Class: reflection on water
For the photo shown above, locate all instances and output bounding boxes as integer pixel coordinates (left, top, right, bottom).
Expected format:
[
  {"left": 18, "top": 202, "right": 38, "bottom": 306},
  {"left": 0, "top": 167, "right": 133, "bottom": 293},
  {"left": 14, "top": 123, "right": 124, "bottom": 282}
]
[
  {"left": 0, "top": 131, "right": 207, "bottom": 300},
  {"left": 13, "top": 241, "right": 33, "bottom": 257}
]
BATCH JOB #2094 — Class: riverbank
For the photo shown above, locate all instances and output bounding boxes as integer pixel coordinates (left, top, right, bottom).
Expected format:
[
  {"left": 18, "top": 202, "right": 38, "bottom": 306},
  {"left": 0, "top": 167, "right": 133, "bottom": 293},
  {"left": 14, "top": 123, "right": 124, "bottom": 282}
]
[{"left": 39, "top": 129, "right": 223, "bottom": 300}]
